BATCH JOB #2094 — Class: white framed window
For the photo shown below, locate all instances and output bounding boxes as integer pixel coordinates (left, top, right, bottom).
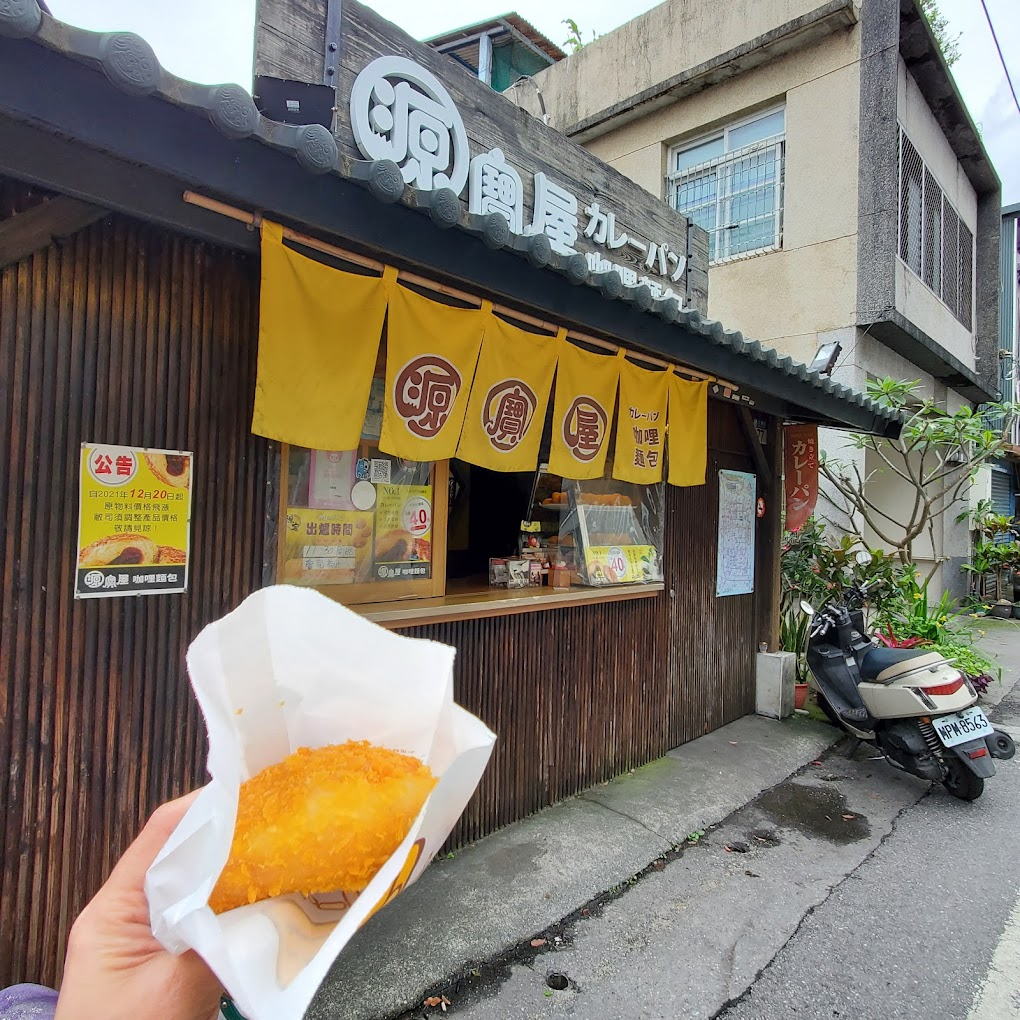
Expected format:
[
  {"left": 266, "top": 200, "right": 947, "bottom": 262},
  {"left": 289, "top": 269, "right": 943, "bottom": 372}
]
[
  {"left": 667, "top": 106, "right": 785, "bottom": 264},
  {"left": 897, "top": 127, "right": 974, "bottom": 330}
]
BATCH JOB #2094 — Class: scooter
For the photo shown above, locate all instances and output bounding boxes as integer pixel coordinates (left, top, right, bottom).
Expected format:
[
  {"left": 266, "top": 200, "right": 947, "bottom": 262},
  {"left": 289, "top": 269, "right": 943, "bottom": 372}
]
[{"left": 801, "top": 559, "right": 1015, "bottom": 801}]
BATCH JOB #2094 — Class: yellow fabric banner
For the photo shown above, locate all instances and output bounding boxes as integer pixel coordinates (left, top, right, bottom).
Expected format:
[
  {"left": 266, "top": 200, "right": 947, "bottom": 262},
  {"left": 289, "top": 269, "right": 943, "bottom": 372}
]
[
  {"left": 456, "top": 318, "right": 560, "bottom": 472},
  {"left": 252, "top": 221, "right": 389, "bottom": 450},
  {"left": 380, "top": 284, "right": 489, "bottom": 461},
  {"left": 548, "top": 341, "right": 619, "bottom": 480},
  {"left": 612, "top": 353, "right": 669, "bottom": 484},
  {"left": 667, "top": 374, "right": 709, "bottom": 486}
]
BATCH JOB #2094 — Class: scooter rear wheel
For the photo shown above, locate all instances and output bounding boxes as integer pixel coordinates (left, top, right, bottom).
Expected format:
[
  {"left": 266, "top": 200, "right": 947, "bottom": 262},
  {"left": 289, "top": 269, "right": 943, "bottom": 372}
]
[{"left": 942, "top": 759, "right": 985, "bottom": 801}]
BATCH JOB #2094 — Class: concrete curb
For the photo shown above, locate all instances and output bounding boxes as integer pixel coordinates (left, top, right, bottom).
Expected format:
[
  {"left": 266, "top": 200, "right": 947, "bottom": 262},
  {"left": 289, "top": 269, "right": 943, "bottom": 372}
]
[{"left": 306, "top": 714, "right": 841, "bottom": 1020}]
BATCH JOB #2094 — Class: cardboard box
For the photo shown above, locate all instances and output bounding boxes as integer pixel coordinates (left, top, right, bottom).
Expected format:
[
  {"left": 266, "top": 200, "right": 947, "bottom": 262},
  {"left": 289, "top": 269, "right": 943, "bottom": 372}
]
[
  {"left": 548, "top": 564, "right": 571, "bottom": 589},
  {"left": 507, "top": 559, "right": 530, "bottom": 589},
  {"left": 488, "top": 558, "right": 509, "bottom": 588}
]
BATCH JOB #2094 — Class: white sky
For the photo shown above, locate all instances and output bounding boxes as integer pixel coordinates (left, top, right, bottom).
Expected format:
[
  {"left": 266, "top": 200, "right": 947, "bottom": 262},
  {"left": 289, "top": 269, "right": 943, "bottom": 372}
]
[{"left": 45, "top": 0, "right": 1020, "bottom": 204}]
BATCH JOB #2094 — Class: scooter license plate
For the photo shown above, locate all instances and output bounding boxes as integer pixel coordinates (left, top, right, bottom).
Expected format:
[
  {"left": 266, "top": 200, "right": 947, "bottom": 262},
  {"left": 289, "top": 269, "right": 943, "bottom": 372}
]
[{"left": 932, "top": 706, "right": 993, "bottom": 747}]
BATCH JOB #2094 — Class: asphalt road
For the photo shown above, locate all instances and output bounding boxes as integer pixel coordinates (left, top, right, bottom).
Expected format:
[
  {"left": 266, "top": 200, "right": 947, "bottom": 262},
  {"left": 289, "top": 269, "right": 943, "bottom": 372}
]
[{"left": 427, "top": 684, "right": 1020, "bottom": 1020}]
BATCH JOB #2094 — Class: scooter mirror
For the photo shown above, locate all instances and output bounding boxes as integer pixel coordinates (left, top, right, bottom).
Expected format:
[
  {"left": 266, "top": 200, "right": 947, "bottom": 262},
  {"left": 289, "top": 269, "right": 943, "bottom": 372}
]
[
  {"left": 855, "top": 549, "right": 873, "bottom": 565},
  {"left": 800, "top": 600, "right": 815, "bottom": 616}
]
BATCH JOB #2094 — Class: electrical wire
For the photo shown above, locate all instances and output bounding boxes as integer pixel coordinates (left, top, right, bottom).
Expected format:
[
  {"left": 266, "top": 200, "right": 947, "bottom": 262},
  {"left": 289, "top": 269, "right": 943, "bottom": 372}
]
[{"left": 978, "top": 0, "right": 1020, "bottom": 117}]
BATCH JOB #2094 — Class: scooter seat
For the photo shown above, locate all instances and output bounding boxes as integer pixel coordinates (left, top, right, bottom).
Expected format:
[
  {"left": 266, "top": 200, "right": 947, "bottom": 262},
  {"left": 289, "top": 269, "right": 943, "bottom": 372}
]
[{"left": 859, "top": 647, "right": 940, "bottom": 682}]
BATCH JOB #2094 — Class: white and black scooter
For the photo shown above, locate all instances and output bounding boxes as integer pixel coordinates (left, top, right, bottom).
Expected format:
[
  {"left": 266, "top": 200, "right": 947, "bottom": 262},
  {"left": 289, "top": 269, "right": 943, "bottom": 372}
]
[{"left": 801, "top": 555, "right": 1015, "bottom": 800}]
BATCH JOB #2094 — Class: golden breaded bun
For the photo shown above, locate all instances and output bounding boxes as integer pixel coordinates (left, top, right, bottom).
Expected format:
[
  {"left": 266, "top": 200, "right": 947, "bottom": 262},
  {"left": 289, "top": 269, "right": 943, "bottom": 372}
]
[{"left": 210, "top": 742, "right": 436, "bottom": 913}]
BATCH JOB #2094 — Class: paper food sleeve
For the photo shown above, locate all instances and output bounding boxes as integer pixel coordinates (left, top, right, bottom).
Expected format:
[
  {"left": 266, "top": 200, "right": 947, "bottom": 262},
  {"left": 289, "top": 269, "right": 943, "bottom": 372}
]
[{"left": 144, "top": 585, "right": 495, "bottom": 1020}]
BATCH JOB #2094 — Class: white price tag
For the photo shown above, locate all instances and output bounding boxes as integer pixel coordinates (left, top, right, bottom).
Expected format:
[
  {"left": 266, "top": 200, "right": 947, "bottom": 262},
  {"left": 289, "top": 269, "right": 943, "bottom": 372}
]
[{"left": 402, "top": 496, "right": 432, "bottom": 536}]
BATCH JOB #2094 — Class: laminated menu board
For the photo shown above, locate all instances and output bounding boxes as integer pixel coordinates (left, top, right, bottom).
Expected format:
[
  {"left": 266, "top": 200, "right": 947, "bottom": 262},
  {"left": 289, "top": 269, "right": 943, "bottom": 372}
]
[{"left": 716, "top": 469, "right": 756, "bottom": 596}]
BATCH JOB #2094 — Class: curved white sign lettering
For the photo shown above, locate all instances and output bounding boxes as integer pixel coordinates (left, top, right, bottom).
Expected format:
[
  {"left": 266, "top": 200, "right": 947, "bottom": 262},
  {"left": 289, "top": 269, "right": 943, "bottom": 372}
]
[{"left": 350, "top": 55, "right": 470, "bottom": 195}]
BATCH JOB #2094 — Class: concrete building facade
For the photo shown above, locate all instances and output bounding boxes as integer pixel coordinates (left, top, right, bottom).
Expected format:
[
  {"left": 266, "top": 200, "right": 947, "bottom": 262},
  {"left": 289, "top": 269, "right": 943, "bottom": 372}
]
[{"left": 513, "top": 0, "right": 1002, "bottom": 592}]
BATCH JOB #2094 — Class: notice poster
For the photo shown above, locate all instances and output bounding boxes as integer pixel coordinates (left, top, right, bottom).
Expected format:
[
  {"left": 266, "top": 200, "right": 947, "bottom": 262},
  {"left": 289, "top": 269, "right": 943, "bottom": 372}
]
[
  {"left": 282, "top": 508, "right": 374, "bottom": 586},
  {"left": 75, "top": 444, "right": 192, "bottom": 598},
  {"left": 717, "top": 469, "right": 756, "bottom": 596},
  {"left": 373, "top": 484, "right": 432, "bottom": 581},
  {"left": 584, "top": 545, "right": 660, "bottom": 585},
  {"left": 308, "top": 450, "right": 357, "bottom": 509}
]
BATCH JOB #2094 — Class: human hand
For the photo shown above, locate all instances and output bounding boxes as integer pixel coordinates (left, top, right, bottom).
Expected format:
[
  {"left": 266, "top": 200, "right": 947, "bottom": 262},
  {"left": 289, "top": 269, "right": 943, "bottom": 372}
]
[{"left": 55, "top": 792, "right": 223, "bottom": 1020}]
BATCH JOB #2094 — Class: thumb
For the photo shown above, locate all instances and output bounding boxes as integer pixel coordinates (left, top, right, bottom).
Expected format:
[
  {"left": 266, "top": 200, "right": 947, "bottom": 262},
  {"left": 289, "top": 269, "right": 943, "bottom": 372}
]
[{"left": 106, "top": 790, "right": 203, "bottom": 892}]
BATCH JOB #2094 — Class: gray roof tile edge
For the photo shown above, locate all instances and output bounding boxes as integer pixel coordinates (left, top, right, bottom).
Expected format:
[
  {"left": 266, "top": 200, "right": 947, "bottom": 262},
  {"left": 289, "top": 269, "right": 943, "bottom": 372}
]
[{"left": 0, "top": 0, "right": 901, "bottom": 431}]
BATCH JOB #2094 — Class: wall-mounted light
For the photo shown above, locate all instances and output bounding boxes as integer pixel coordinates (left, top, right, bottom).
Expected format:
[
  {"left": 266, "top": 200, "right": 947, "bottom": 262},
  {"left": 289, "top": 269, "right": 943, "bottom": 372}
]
[{"left": 809, "top": 341, "right": 842, "bottom": 376}]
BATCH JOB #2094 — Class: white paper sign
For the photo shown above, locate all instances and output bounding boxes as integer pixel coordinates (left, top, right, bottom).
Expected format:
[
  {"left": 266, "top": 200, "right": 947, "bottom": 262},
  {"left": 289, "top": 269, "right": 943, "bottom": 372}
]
[
  {"left": 308, "top": 450, "right": 356, "bottom": 509},
  {"left": 716, "top": 469, "right": 756, "bottom": 596},
  {"left": 144, "top": 586, "right": 495, "bottom": 1020}
]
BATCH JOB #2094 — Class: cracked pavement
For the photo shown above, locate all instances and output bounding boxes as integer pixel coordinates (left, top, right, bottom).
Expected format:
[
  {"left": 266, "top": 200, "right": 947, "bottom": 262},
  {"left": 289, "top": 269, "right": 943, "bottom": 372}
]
[{"left": 411, "top": 687, "right": 1020, "bottom": 1020}]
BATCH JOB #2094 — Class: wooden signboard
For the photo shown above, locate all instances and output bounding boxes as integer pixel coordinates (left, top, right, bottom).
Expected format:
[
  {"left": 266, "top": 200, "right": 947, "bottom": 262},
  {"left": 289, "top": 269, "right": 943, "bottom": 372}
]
[{"left": 253, "top": 0, "right": 709, "bottom": 314}]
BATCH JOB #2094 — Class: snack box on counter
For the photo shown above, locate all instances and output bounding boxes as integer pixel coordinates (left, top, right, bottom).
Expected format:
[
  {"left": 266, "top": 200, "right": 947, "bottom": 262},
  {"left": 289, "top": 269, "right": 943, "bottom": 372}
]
[
  {"left": 548, "top": 564, "right": 571, "bottom": 588},
  {"left": 489, "top": 558, "right": 542, "bottom": 588},
  {"left": 488, "top": 558, "right": 509, "bottom": 587}
]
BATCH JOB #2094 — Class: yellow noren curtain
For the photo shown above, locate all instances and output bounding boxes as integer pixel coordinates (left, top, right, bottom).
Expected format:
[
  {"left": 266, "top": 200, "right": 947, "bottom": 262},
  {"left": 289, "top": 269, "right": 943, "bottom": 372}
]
[
  {"left": 456, "top": 317, "right": 559, "bottom": 472},
  {"left": 252, "top": 221, "right": 390, "bottom": 450},
  {"left": 612, "top": 353, "right": 669, "bottom": 485},
  {"left": 380, "top": 284, "right": 489, "bottom": 461},
  {"left": 548, "top": 340, "right": 619, "bottom": 480},
  {"left": 667, "top": 374, "right": 709, "bottom": 486}
]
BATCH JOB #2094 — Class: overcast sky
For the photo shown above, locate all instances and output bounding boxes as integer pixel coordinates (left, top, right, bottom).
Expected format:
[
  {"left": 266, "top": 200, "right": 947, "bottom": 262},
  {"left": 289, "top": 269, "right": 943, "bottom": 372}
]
[{"left": 46, "top": 0, "right": 1020, "bottom": 205}]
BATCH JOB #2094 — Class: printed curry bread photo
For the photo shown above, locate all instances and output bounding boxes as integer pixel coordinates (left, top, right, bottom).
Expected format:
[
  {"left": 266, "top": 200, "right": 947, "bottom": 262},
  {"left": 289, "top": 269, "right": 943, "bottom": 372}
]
[
  {"left": 143, "top": 451, "right": 191, "bottom": 489},
  {"left": 78, "top": 533, "right": 187, "bottom": 567}
]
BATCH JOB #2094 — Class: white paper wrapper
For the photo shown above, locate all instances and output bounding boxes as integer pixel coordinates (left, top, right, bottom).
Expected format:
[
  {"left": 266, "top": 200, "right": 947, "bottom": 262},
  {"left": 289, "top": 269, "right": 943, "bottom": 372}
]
[{"left": 144, "top": 585, "right": 496, "bottom": 1020}]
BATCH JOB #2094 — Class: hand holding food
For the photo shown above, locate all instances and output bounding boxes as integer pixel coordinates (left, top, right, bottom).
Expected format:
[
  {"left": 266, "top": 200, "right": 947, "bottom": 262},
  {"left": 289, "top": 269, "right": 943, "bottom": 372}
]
[
  {"left": 56, "top": 793, "right": 222, "bottom": 1020},
  {"left": 144, "top": 586, "right": 496, "bottom": 1020}
]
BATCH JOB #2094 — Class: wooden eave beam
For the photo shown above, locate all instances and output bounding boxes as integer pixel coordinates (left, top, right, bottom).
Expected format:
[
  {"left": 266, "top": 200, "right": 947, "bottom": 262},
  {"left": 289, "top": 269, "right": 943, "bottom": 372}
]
[
  {"left": 0, "top": 194, "right": 107, "bottom": 270},
  {"left": 739, "top": 407, "right": 771, "bottom": 490}
]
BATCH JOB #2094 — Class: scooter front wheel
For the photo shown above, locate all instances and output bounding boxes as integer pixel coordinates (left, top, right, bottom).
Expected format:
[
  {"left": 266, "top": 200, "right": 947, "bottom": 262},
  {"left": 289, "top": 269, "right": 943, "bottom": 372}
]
[{"left": 942, "top": 758, "right": 985, "bottom": 801}]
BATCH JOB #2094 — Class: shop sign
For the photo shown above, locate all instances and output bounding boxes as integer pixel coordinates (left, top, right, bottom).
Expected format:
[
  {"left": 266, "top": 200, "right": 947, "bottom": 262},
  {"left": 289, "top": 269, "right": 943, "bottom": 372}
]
[
  {"left": 349, "top": 56, "right": 687, "bottom": 303},
  {"left": 284, "top": 0, "right": 709, "bottom": 314},
  {"left": 784, "top": 425, "right": 819, "bottom": 533},
  {"left": 75, "top": 444, "right": 192, "bottom": 598}
]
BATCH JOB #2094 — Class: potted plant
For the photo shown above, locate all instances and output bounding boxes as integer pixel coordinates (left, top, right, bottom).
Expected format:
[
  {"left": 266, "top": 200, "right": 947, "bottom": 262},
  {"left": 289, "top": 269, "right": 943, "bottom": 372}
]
[
  {"left": 963, "top": 540, "right": 1000, "bottom": 604},
  {"left": 794, "top": 681, "right": 810, "bottom": 711},
  {"left": 990, "top": 599, "right": 1013, "bottom": 619}
]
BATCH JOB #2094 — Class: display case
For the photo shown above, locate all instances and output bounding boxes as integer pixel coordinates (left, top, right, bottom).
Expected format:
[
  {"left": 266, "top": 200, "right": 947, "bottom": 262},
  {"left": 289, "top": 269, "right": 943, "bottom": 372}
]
[{"left": 519, "top": 464, "right": 663, "bottom": 587}]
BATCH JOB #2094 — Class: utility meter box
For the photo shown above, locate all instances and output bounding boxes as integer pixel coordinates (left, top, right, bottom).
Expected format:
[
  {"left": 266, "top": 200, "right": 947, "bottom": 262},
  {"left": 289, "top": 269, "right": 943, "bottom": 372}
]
[{"left": 756, "top": 651, "right": 796, "bottom": 719}]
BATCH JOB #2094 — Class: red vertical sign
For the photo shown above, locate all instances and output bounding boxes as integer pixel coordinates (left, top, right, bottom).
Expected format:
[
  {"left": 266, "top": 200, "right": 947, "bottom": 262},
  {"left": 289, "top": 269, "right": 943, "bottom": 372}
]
[{"left": 784, "top": 425, "right": 818, "bottom": 532}]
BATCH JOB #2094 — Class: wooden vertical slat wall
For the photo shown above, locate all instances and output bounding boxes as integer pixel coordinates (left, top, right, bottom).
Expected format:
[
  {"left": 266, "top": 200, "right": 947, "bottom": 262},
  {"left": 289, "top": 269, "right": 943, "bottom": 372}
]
[{"left": 0, "top": 213, "right": 265, "bottom": 989}]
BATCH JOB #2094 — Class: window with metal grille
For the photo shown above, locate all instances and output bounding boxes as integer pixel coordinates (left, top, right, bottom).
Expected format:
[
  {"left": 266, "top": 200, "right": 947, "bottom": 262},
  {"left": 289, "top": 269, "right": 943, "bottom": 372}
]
[
  {"left": 668, "top": 107, "right": 785, "bottom": 264},
  {"left": 897, "top": 127, "right": 974, "bottom": 329}
]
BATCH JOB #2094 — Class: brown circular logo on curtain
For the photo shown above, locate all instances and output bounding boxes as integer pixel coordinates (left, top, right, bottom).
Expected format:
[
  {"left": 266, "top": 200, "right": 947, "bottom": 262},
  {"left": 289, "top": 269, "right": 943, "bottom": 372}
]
[
  {"left": 394, "top": 355, "right": 463, "bottom": 438},
  {"left": 562, "top": 396, "right": 608, "bottom": 462},
  {"left": 482, "top": 379, "right": 538, "bottom": 451}
]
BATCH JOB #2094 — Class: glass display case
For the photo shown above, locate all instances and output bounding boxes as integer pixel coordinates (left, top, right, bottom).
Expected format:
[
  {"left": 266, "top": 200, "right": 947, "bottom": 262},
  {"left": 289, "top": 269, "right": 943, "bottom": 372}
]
[{"left": 519, "top": 463, "right": 664, "bottom": 587}]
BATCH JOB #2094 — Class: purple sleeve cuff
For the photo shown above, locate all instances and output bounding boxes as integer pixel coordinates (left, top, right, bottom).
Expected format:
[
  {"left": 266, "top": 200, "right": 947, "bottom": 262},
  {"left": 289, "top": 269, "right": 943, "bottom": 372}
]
[{"left": 0, "top": 984, "right": 59, "bottom": 1020}]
